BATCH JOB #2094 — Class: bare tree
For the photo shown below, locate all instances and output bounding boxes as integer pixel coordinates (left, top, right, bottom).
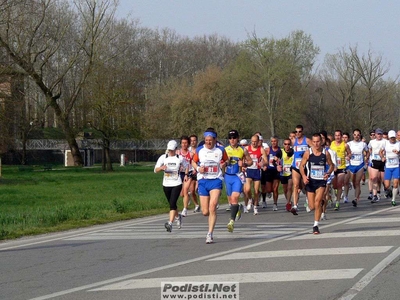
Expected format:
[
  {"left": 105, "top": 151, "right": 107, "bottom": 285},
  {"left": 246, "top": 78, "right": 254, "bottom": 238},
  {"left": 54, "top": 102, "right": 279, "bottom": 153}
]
[{"left": 0, "top": 0, "right": 118, "bottom": 166}]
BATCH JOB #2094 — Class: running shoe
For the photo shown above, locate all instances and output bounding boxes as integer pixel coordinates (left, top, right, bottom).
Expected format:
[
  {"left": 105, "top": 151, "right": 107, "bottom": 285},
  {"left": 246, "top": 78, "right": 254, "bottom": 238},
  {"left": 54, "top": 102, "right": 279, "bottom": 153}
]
[
  {"left": 243, "top": 205, "right": 249, "bottom": 213},
  {"left": 290, "top": 206, "right": 298, "bottom": 215},
  {"left": 285, "top": 202, "right": 292, "bottom": 212},
  {"left": 226, "top": 204, "right": 232, "bottom": 211},
  {"left": 313, "top": 226, "right": 320, "bottom": 234},
  {"left": 227, "top": 220, "right": 234, "bottom": 233},
  {"left": 367, "top": 194, "right": 373, "bottom": 200},
  {"left": 253, "top": 206, "right": 259, "bottom": 215},
  {"left": 327, "top": 200, "right": 332, "bottom": 208},
  {"left": 343, "top": 196, "right": 349, "bottom": 203},
  {"left": 352, "top": 200, "right": 357, "bottom": 207},
  {"left": 165, "top": 222, "right": 172, "bottom": 232},
  {"left": 377, "top": 193, "right": 381, "bottom": 201},
  {"left": 175, "top": 214, "right": 182, "bottom": 229},
  {"left": 273, "top": 204, "right": 278, "bottom": 211},
  {"left": 334, "top": 201, "right": 340, "bottom": 210},
  {"left": 246, "top": 199, "right": 253, "bottom": 211},
  {"left": 304, "top": 201, "right": 311, "bottom": 213},
  {"left": 193, "top": 205, "right": 200, "bottom": 213},
  {"left": 262, "top": 201, "right": 267, "bottom": 208},
  {"left": 181, "top": 208, "right": 188, "bottom": 217},
  {"left": 371, "top": 195, "right": 379, "bottom": 203},
  {"left": 392, "top": 201, "right": 397, "bottom": 206},
  {"left": 206, "top": 233, "right": 213, "bottom": 244},
  {"left": 235, "top": 204, "right": 243, "bottom": 221},
  {"left": 320, "top": 213, "right": 327, "bottom": 221},
  {"left": 361, "top": 181, "right": 365, "bottom": 185},
  {"left": 267, "top": 193, "right": 272, "bottom": 198}
]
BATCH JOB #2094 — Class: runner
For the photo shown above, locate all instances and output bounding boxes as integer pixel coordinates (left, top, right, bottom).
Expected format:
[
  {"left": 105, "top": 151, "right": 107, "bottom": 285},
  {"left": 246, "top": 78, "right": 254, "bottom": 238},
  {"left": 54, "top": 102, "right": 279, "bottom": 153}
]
[
  {"left": 290, "top": 125, "right": 312, "bottom": 215},
  {"left": 330, "top": 130, "right": 351, "bottom": 210},
  {"left": 368, "top": 128, "right": 386, "bottom": 203},
  {"left": 380, "top": 130, "right": 400, "bottom": 206},
  {"left": 265, "top": 136, "right": 283, "bottom": 211},
  {"left": 192, "top": 129, "right": 229, "bottom": 244},
  {"left": 347, "top": 129, "right": 369, "bottom": 207},
  {"left": 188, "top": 134, "right": 200, "bottom": 213},
  {"left": 244, "top": 134, "right": 268, "bottom": 215},
  {"left": 176, "top": 136, "right": 193, "bottom": 217},
  {"left": 281, "top": 138, "right": 294, "bottom": 212},
  {"left": 154, "top": 140, "right": 186, "bottom": 232},
  {"left": 299, "top": 133, "right": 334, "bottom": 234},
  {"left": 224, "top": 130, "right": 253, "bottom": 232}
]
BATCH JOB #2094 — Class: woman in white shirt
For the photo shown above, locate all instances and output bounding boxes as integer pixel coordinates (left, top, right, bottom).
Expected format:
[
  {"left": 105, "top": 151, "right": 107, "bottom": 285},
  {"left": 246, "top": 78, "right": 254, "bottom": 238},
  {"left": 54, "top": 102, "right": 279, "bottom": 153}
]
[{"left": 154, "top": 140, "right": 187, "bottom": 232}]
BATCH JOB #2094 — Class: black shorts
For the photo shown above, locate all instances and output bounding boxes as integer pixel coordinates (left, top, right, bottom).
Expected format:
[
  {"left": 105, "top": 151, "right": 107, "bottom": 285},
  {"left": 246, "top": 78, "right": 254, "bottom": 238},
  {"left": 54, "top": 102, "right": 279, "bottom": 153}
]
[
  {"left": 188, "top": 170, "right": 197, "bottom": 181},
  {"left": 280, "top": 175, "right": 292, "bottom": 185},
  {"left": 371, "top": 160, "right": 385, "bottom": 172},
  {"left": 306, "top": 179, "right": 326, "bottom": 193},
  {"left": 265, "top": 168, "right": 281, "bottom": 183},
  {"left": 334, "top": 169, "right": 346, "bottom": 176}
]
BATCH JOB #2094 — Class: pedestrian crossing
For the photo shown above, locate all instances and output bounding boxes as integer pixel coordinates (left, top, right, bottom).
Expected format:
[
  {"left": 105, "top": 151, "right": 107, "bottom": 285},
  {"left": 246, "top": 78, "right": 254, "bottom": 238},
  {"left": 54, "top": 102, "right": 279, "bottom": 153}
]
[
  {"left": 67, "top": 214, "right": 400, "bottom": 299},
  {"left": 65, "top": 222, "right": 310, "bottom": 241}
]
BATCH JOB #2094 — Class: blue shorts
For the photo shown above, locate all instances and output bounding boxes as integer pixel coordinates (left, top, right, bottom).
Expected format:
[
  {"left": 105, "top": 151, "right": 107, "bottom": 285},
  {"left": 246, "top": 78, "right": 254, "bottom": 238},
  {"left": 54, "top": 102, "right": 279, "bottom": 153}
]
[
  {"left": 384, "top": 167, "right": 400, "bottom": 181},
  {"left": 198, "top": 178, "right": 223, "bottom": 196},
  {"left": 246, "top": 168, "right": 261, "bottom": 181},
  {"left": 348, "top": 164, "right": 364, "bottom": 174},
  {"left": 224, "top": 173, "right": 243, "bottom": 196}
]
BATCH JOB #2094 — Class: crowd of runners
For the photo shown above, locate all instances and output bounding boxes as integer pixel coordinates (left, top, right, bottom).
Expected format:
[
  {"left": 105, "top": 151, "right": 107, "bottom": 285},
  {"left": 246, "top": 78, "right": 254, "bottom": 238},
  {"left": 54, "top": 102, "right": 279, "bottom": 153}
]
[{"left": 154, "top": 126, "right": 400, "bottom": 244}]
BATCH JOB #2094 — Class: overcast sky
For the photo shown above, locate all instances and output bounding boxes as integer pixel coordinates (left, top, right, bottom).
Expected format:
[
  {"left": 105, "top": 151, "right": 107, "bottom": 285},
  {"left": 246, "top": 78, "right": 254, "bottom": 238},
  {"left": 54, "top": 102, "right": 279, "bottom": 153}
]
[{"left": 116, "top": 0, "right": 400, "bottom": 79}]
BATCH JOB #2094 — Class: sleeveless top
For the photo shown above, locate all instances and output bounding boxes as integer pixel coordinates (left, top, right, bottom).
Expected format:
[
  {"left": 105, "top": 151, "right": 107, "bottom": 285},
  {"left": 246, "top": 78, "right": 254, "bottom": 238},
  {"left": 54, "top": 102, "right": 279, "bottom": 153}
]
[
  {"left": 247, "top": 145, "right": 263, "bottom": 169},
  {"left": 330, "top": 141, "right": 346, "bottom": 169},
  {"left": 225, "top": 145, "right": 245, "bottom": 175},
  {"left": 268, "top": 147, "right": 282, "bottom": 171},
  {"left": 305, "top": 148, "right": 327, "bottom": 181},
  {"left": 281, "top": 150, "right": 294, "bottom": 177},
  {"left": 292, "top": 137, "right": 308, "bottom": 169}
]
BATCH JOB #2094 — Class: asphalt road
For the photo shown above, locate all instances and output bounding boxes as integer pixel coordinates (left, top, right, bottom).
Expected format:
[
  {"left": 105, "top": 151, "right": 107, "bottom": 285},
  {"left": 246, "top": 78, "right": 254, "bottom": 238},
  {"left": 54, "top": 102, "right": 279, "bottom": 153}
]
[{"left": 1, "top": 182, "right": 400, "bottom": 300}]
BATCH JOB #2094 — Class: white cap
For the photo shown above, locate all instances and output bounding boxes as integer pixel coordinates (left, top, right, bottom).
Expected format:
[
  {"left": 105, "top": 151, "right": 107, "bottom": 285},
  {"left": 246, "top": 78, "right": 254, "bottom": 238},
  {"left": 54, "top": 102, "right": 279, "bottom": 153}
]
[
  {"left": 167, "top": 140, "right": 178, "bottom": 150},
  {"left": 239, "top": 139, "right": 248, "bottom": 146},
  {"left": 388, "top": 130, "right": 396, "bottom": 138}
]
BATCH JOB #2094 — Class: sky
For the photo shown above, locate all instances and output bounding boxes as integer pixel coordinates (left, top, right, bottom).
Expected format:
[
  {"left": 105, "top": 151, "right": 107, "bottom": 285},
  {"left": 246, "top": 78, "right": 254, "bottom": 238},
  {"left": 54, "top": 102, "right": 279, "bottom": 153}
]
[{"left": 116, "top": 0, "right": 400, "bottom": 79}]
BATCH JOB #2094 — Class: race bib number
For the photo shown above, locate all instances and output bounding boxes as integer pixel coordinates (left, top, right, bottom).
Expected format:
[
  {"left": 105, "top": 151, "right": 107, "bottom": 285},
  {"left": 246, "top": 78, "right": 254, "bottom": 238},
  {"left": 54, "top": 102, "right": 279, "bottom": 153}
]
[
  {"left": 351, "top": 154, "right": 362, "bottom": 162},
  {"left": 336, "top": 157, "right": 342, "bottom": 166},
  {"left": 204, "top": 162, "right": 218, "bottom": 176},
  {"left": 164, "top": 171, "right": 179, "bottom": 181},
  {"left": 387, "top": 157, "right": 399, "bottom": 167},
  {"left": 295, "top": 158, "right": 302, "bottom": 168},
  {"left": 283, "top": 164, "right": 291, "bottom": 176},
  {"left": 310, "top": 165, "right": 324, "bottom": 180},
  {"left": 373, "top": 154, "right": 381, "bottom": 160}
]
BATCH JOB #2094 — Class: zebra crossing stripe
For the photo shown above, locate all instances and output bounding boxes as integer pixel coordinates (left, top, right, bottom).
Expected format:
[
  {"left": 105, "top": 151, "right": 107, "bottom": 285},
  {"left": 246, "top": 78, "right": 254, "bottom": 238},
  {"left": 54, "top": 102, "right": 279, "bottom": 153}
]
[
  {"left": 90, "top": 269, "right": 363, "bottom": 291},
  {"left": 348, "top": 217, "right": 400, "bottom": 224},
  {"left": 208, "top": 246, "right": 393, "bottom": 261},
  {"left": 288, "top": 230, "right": 400, "bottom": 240}
]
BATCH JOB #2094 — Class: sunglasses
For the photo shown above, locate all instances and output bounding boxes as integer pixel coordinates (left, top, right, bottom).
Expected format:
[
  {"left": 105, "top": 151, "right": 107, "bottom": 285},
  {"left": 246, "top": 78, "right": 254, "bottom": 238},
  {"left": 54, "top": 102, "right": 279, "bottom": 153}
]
[
  {"left": 228, "top": 136, "right": 238, "bottom": 140},
  {"left": 283, "top": 143, "right": 291, "bottom": 145},
  {"left": 295, "top": 130, "right": 302, "bottom": 133}
]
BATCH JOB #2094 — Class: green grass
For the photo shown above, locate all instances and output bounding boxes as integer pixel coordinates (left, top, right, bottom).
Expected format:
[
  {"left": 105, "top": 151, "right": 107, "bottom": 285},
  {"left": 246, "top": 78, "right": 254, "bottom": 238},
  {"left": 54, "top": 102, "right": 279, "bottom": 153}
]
[{"left": 0, "top": 164, "right": 184, "bottom": 240}]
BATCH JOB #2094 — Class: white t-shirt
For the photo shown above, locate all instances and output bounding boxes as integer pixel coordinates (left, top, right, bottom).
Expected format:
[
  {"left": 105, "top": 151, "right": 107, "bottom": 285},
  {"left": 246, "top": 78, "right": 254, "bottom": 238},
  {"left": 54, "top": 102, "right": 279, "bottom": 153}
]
[
  {"left": 383, "top": 140, "right": 400, "bottom": 168},
  {"left": 154, "top": 154, "right": 184, "bottom": 187},
  {"left": 347, "top": 141, "right": 368, "bottom": 166},
  {"left": 368, "top": 139, "right": 386, "bottom": 161}
]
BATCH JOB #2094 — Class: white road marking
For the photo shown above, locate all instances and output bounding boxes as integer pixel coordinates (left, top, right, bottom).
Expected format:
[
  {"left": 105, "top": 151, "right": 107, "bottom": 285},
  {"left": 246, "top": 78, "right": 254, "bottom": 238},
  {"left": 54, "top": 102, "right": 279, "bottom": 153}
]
[
  {"left": 288, "top": 230, "right": 400, "bottom": 240},
  {"left": 90, "top": 269, "right": 364, "bottom": 291},
  {"left": 338, "top": 247, "right": 400, "bottom": 300},
  {"left": 348, "top": 217, "right": 400, "bottom": 224},
  {"left": 208, "top": 246, "right": 393, "bottom": 261}
]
